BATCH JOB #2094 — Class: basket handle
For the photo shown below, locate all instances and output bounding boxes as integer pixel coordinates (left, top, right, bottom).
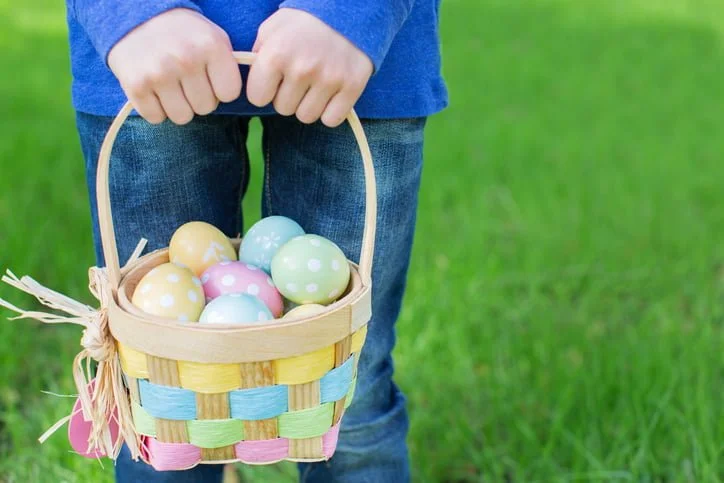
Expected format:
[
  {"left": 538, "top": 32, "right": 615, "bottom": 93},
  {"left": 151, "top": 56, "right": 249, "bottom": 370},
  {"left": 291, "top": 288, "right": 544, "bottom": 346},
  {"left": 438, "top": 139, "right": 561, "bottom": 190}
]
[{"left": 96, "top": 51, "right": 377, "bottom": 293}]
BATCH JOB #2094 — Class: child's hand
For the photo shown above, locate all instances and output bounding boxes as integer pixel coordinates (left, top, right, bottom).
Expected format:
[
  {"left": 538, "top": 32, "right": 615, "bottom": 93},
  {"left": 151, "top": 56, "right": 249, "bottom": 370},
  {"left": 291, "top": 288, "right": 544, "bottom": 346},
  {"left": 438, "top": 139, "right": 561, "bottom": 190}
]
[
  {"left": 247, "top": 9, "right": 374, "bottom": 127},
  {"left": 108, "top": 8, "right": 242, "bottom": 125}
]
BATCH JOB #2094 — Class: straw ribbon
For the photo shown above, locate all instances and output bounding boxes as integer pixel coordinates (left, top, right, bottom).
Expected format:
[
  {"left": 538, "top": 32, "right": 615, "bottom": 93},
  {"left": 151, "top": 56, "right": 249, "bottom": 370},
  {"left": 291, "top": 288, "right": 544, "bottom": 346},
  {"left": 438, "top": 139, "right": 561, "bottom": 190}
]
[{"left": 0, "top": 240, "right": 148, "bottom": 461}]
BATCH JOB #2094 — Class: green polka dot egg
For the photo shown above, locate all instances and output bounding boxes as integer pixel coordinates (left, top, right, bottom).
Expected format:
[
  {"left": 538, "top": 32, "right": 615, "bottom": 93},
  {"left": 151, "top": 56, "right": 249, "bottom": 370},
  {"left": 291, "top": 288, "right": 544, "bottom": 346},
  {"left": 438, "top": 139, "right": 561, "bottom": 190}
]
[{"left": 271, "top": 235, "right": 350, "bottom": 305}]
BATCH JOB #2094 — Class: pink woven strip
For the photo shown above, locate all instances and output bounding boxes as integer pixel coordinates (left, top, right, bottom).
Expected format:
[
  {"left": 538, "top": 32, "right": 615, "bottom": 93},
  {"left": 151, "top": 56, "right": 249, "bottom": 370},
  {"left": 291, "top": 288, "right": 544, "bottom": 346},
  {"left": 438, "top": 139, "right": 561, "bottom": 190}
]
[
  {"left": 143, "top": 423, "right": 342, "bottom": 469},
  {"left": 322, "top": 423, "right": 341, "bottom": 458},
  {"left": 234, "top": 437, "right": 290, "bottom": 463},
  {"left": 146, "top": 439, "right": 202, "bottom": 471}
]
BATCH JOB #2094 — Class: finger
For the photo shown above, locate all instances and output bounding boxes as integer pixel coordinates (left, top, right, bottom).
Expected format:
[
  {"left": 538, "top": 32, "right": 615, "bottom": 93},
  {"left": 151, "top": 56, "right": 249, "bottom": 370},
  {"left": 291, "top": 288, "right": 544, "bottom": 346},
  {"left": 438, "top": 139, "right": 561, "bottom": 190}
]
[
  {"left": 296, "top": 84, "right": 339, "bottom": 124},
  {"left": 273, "top": 77, "right": 309, "bottom": 116},
  {"left": 246, "top": 54, "right": 283, "bottom": 107},
  {"left": 155, "top": 82, "right": 195, "bottom": 125},
  {"left": 206, "top": 48, "right": 242, "bottom": 103},
  {"left": 181, "top": 70, "right": 218, "bottom": 115},
  {"left": 128, "top": 91, "right": 166, "bottom": 124},
  {"left": 321, "top": 88, "right": 360, "bottom": 127}
]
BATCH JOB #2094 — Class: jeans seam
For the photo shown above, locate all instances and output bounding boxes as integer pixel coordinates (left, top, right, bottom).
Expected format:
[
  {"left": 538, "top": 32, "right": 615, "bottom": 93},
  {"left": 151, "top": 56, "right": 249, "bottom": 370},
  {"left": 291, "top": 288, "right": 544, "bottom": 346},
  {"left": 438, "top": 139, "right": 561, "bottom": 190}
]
[{"left": 263, "top": 123, "right": 273, "bottom": 216}]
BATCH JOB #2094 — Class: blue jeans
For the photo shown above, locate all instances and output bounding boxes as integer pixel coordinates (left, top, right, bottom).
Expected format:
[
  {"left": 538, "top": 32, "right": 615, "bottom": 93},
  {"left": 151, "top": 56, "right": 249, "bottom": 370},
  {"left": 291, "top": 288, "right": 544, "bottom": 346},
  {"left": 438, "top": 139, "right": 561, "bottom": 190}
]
[{"left": 76, "top": 113, "right": 425, "bottom": 483}]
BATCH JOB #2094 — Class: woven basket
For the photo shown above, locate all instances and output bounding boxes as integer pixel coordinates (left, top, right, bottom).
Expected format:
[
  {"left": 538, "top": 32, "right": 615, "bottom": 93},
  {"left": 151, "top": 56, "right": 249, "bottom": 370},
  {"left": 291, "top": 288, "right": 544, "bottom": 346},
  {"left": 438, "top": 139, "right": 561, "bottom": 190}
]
[{"left": 1, "top": 51, "right": 377, "bottom": 471}]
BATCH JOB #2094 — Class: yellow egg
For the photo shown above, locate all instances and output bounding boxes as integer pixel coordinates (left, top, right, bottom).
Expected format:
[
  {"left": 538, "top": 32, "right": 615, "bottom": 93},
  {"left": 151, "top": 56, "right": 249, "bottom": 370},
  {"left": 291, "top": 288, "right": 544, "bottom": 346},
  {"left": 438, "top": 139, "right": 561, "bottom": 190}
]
[
  {"left": 282, "top": 303, "right": 327, "bottom": 320},
  {"left": 168, "top": 221, "right": 237, "bottom": 276},
  {"left": 131, "top": 263, "right": 205, "bottom": 322}
]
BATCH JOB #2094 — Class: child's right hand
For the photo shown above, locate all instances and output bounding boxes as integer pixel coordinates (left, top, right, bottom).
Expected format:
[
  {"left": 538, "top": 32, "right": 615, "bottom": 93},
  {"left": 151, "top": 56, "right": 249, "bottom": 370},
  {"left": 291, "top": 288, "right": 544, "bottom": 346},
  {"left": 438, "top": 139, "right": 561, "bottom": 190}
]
[{"left": 108, "top": 8, "right": 242, "bottom": 125}]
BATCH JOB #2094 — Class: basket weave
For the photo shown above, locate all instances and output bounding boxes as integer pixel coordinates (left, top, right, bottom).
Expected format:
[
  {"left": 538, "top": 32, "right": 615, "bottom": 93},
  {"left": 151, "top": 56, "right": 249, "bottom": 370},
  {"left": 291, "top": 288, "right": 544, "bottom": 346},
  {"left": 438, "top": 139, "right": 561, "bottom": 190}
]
[{"left": 0, "top": 51, "right": 377, "bottom": 471}]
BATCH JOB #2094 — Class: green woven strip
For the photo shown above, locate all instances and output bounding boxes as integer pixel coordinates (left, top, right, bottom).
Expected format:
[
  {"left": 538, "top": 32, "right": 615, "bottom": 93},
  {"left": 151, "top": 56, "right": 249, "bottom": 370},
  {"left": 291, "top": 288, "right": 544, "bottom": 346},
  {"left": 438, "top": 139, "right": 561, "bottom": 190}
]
[
  {"left": 131, "top": 400, "right": 156, "bottom": 437},
  {"left": 344, "top": 377, "right": 357, "bottom": 409},
  {"left": 187, "top": 419, "right": 244, "bottom": 448},
  {"left": 278, "top": 402, "right": 334, "bottom": 439}
]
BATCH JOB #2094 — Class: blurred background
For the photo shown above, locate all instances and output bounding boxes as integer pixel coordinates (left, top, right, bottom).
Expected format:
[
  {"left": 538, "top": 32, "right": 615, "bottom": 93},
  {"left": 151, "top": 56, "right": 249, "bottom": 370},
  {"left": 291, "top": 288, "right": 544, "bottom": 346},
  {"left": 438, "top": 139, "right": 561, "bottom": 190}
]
[{"left": 0, "top": 0, "right": 722, "bottom": 481}]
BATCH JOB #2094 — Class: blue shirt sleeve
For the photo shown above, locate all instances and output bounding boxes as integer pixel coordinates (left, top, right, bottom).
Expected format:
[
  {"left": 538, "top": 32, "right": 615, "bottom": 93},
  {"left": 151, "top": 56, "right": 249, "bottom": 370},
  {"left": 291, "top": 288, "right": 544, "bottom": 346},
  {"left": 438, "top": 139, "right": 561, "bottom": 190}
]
[
  {"left": 278, "top": 0, "right": 416, "bottom": 72},
  {"left": 71, "top": 0, "right": 202, "bottom": 63}
]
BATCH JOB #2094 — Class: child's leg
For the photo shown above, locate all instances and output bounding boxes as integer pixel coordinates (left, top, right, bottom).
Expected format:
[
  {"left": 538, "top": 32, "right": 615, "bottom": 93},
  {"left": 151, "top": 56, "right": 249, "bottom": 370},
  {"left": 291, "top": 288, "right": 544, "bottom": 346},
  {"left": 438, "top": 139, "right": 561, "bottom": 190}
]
[
  {"left": 79, "top": 112, "right": 250, "bottom": 265},
  {"left": 261, "top": 116, "right": 426, "bottom": 483},
  {"left": 78, "top": 112, "right": 250, "bottom": 483}
]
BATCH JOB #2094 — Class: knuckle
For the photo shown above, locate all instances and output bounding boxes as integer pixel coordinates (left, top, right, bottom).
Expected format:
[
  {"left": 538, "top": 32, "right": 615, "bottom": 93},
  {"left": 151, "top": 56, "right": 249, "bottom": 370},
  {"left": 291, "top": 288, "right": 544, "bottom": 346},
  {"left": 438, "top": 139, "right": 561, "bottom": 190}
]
[
  {"left": 265, "top": 50, "right": 288, "bottom": 72},
  {"left": 145, "top": 67, "right": 169, "bottom": 86},
  {"left": 124, "top": 77, "right": 149, "bottom": 98},
  {"left": 288, "top": 62, "right": 318, "bottom": 82},
  {"left": 323, "top": 71, "right": 345, "bottom": 89},
  {"left": 346, "top": 76, "right": 367, "bottom": 93},
  {"left": 174, "top": 53, "right": 198, "bottom": 74},
  {"left": 211, "top": 27, "right": 231, "bottom": 45},
  {"left": 192, "top": 33, "right": 218, "bottom": 53},
  {"left": 257, "top": 19, "right": 273, "bottom": 39}
]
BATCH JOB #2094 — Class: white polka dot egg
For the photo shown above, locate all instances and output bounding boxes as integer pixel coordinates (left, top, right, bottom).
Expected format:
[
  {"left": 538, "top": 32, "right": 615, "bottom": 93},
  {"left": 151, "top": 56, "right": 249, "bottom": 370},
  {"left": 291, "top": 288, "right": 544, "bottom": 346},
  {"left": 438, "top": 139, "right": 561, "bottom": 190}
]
[
  {"left": 239, "top": 216, "right": 305, "bottom": 274},
  {"left": 199, "top": 293, "right": 273, "bottom": 325},
  {"left": 271, "top": 234, "right": 350, "bottom": 305},
  {"left": 169, "top": 221, "right": 237, "bottom": 277},
  {"left": 201, "top": 261, "right": 283, "bottom": 317},
  {"left": 131, "top": 263, "right": 205, "bottom": 322}
]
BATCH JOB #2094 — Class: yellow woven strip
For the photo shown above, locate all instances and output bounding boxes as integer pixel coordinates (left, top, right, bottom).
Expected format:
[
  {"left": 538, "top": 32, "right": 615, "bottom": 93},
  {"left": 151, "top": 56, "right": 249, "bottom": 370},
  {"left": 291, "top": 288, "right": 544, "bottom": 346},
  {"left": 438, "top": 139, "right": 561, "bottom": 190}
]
[
  {"left": 350, "top": 325, "right": 368, "bottom": 354},
  {"left": 131, "top": 400, "right": 156, "bottom": 436},
  {"left": 177, "top": 361, "right": 241, "bottom": 393},
  {"left": 118, "top": 342, "right": 149, "bottom": 379},
  {"left": 274, "top": 345, "right": 335, "bottom": 385}
]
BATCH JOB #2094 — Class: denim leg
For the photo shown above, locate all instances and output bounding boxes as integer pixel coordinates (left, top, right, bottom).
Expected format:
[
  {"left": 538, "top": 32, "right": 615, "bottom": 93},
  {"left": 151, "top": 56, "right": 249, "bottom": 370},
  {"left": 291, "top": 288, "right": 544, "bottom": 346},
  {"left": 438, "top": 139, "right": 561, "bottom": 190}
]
[
  {"left": 78, "top": 112, "right": 250, "bottom": 266},
  {"left": 76, "top": 112, "right": 250, "bottom": 483},
  {"left": 261, "top": 116, "right": 426, "bottom": 483}
]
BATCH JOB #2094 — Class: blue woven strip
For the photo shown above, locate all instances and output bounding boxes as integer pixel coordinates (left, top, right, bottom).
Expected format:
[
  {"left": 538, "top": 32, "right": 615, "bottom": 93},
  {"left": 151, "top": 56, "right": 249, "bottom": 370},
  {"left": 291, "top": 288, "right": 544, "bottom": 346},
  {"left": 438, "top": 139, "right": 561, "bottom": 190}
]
[
  {"left": 320, "top": 356, "right": 355, "bottom": 404},
  {"left": 138, "top": 379, "right": 198, "bottom": 420},
  {"left": 229, "top": 384, "right": 288, "bottom": 420}
]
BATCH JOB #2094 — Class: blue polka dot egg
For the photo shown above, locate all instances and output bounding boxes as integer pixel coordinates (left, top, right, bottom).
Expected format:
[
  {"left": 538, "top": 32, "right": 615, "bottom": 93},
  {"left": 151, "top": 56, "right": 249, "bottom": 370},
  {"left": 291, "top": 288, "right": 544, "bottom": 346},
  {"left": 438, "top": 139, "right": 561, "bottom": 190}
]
[
  {"left": 239, "top": 216, "right": 305, "bottom": 273},
  {"left": 271, "top": 234, "right": 350, "bottom": 305},
  {"left": 199, "top": 293, "right": 273, "bottom": 325}
]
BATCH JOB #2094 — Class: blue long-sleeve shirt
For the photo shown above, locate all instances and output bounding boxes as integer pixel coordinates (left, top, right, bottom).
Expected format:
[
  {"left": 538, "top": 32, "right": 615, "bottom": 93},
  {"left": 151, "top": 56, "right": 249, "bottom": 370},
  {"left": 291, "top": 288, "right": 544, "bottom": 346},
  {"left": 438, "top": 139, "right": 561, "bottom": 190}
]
[{"left": 67, "top": 0, "right": 448, "bottom": 118}]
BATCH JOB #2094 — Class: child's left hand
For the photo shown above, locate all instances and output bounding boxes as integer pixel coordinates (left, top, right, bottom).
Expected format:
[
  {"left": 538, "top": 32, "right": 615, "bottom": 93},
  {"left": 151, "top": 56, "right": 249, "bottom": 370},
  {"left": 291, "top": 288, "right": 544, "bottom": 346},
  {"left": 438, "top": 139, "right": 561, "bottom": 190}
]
[{"left": 247, "top": 8, "right": 374, "bottom": 128}]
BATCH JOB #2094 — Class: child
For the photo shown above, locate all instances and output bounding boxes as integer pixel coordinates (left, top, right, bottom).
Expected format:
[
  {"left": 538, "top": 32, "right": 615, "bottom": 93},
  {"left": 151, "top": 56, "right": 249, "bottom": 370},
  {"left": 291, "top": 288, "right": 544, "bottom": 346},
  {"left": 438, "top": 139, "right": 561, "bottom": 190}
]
[{"left": 68, "top": 1, "right": 447, "bottom": 481}]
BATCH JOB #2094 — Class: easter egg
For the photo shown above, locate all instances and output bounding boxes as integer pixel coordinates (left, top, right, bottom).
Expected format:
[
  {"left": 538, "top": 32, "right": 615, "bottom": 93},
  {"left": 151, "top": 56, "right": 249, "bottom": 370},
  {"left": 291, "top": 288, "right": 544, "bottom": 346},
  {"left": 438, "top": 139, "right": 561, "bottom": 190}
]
[
  {"left": 132, "top": 263, "right": 205, "bottom": 322},
  {"left": 283, "top": 304, "right": 326, "bottom": 320},
  {"left": 199, "top": 293, "right": 273, "bottom": 325},
  {"left": 201, "top": 261, "right": 283, "bottom": 317},
  {"left": 271, "top": 234, "right": 350, "bottom": 305},
  {"left": 239, "top": 216, "right": 305, "bottom": 273},
  {"left": 169, "top": 221, "right": 237, "bottom": 276}
]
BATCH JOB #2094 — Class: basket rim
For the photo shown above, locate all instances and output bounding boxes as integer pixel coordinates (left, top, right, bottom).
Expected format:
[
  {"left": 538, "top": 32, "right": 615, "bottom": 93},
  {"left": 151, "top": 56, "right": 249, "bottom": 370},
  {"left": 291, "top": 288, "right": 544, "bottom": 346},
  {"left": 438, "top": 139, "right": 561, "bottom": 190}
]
[{"left": 108, "top": 247, "right": 372, "bottom": 363}]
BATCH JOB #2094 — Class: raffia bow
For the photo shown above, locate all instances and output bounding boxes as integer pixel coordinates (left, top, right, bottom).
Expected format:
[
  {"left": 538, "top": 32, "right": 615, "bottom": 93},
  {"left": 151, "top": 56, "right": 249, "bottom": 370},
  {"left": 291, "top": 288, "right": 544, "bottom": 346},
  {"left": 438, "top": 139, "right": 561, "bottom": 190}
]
[{"left": 0, "top": 240, "right": 148, "bottom": 461}]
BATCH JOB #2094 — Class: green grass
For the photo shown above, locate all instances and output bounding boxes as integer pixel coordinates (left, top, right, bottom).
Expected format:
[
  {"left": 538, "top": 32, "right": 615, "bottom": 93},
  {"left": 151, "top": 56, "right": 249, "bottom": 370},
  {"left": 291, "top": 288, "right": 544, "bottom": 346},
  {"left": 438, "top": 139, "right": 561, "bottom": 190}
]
[{"left": 0, "top": 0, "right": 722, "bottom": 481}]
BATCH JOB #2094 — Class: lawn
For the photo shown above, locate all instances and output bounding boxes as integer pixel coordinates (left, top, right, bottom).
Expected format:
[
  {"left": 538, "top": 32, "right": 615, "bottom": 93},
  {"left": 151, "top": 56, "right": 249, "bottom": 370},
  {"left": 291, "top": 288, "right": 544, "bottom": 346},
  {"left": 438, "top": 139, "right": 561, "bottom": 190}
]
[{"left": 0, "top": 0, "right": 722, "bottom": 481}]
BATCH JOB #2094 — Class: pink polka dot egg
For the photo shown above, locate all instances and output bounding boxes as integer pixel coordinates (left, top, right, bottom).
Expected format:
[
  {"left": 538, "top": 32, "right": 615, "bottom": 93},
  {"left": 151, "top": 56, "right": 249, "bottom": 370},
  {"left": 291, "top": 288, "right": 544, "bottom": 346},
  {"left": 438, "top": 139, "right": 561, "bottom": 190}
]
[{"left": 201, "top": 261, "right": 283, "bottom": 317}]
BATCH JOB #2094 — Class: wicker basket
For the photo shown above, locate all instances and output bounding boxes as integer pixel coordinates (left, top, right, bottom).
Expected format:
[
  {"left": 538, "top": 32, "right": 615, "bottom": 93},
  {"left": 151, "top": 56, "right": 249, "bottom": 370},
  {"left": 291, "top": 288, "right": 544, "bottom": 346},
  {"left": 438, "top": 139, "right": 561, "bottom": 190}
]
[{"left": 0, "top": 51, "right": 376, "bottom": 471}]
